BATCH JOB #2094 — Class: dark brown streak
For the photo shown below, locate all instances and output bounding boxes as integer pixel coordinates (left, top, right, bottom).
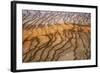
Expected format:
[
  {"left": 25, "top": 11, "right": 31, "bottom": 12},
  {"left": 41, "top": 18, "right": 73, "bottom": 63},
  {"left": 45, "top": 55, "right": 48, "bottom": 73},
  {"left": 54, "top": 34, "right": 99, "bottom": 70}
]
[
  {"left": 54, "top": 32, "right": 74, "bottom": 61},
  {"left": 55, "top": 44, "right": 72, "bottom": 61},
  {"left": 45, "top": 31, "right": 63, "bottom": 61},
  {"left": 30, "top": 34, "right": 53, "bottom": 61},
  {"left": 23, "top": 37, "right": 37, "bottom": 55},
  {"left": 73, "top": 32, "right": 78, "bottom": 60},
  {"left": 84, "top": 32, "right": 91, "bottom": 48},
  {"left": 23, "top": 37, "right": 40, "bottom": 62},
  {"left": 52, "top": 32, "right": 73, "bottom": 61},
  {"left": 38, "top": 33, "right": 57, "bottom": 61},
  {"left": 78, "top": 32, "right": 86, "bottom": 49},
  {"left": 84, "top": 32, "right": 91, "bottom": 59},
  {"left": 50, "top": 31, "right": 66, "bottom": 61},
  {"left": 80, "top": 32, "right": 90, "bottom": 59}
]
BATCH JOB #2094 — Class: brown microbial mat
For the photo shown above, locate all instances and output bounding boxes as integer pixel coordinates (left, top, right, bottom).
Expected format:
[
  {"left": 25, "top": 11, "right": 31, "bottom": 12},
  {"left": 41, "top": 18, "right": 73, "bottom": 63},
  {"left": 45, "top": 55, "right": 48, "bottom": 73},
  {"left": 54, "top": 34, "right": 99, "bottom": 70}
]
[{"left": 22, "top": 10, "right": 91, "bottom": 63}]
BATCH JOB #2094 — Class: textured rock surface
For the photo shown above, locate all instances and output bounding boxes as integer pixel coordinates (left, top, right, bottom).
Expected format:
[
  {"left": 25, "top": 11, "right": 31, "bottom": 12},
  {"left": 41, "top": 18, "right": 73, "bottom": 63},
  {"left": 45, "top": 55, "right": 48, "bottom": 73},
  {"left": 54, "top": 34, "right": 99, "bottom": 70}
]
[{"left": 22, "top": 10, "right": 91, "bottom": 62}]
